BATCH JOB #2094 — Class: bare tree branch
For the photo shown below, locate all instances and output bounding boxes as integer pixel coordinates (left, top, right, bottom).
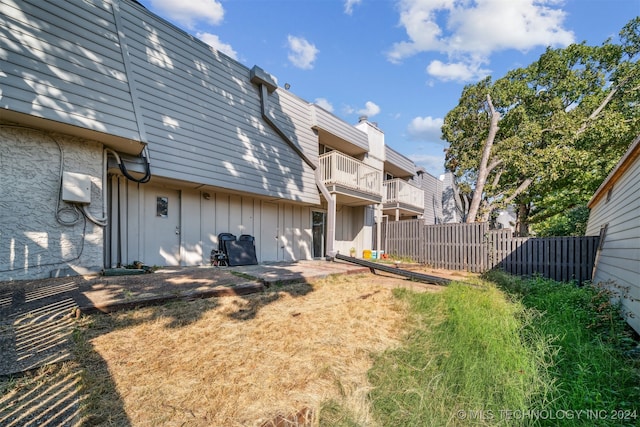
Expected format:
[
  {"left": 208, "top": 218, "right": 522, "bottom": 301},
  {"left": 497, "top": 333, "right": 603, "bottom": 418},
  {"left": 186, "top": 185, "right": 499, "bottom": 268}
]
[
  {"left": 576, "top": 74, "right": 631, "bottom": 135},
  {"left": 487, "top": 158, "right": 503, "bottom": 173},
  {"left": 466, "top": 94, "right": 500, "bottom": 223},
  {"left": 504, "top": 178, "right": 534, "bottom": 204},
  {"left": 490, "top": 169, "right": 503, "bottom": 190}
]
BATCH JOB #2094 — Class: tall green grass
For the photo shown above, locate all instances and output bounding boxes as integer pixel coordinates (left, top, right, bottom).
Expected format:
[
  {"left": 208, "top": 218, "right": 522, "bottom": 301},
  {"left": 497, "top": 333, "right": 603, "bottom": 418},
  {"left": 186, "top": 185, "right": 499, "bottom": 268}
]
[
  {"left": 368, "top": 274, "right": 640, "bottom": 426},
  {"left": 487, "top": 271, "right": 640, "bottom": 426},
  {"left": 368, "top": 279, "right": 553, "bottom": 426}
]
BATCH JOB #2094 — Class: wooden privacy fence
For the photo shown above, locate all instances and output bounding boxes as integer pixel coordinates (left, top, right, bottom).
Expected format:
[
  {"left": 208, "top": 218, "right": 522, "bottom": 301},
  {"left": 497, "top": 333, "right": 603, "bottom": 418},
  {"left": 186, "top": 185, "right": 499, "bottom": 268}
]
[
  {"left": 378, "top": 220, "right": 600, "bottom": 284},
  {"left": 486, "top": 229, "right": 600, "bottom": 285}
]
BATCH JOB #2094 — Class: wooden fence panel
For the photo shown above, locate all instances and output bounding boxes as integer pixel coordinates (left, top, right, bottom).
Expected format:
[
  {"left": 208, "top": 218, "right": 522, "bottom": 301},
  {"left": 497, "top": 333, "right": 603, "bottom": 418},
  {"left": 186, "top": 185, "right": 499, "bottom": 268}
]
[
  {"left": 487, "top": 233, "right": 599, "bottom": 284},
  {"left": 381, "top": 221, "right": 600, "bottom": 284},
  {"left": 420, "top": 222, "right": 488, "bottom": 273},
  {"left": 384, "top": 219, "right": 423, "bottom": 262}
]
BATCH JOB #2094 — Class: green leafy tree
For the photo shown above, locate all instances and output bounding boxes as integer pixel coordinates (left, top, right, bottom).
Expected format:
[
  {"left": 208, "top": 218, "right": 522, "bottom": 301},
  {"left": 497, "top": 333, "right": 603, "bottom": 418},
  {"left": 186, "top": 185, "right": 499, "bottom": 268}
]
[
  {"left": 443, "top": 18, "right": 640, "bottom": 235},
  {"left": 532, "top": 205, "right": 590, "bottom": 236}
]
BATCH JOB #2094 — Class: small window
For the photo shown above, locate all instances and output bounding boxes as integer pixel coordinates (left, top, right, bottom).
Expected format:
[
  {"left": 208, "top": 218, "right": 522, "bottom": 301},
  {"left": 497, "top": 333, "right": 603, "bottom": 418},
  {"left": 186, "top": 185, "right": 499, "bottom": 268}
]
[
  {"left": 606, "top": 187, "right": 613, "bottom": 203},
  {"left": 156, "top": 197, "right": 168, "bottom": 217}
]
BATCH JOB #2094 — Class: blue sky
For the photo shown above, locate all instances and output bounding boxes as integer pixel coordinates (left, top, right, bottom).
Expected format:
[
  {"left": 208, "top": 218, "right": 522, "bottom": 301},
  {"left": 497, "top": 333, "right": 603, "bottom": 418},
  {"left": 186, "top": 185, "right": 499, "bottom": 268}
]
[{"left": 135, "top": 0, "right": 639, "bottom": 177}]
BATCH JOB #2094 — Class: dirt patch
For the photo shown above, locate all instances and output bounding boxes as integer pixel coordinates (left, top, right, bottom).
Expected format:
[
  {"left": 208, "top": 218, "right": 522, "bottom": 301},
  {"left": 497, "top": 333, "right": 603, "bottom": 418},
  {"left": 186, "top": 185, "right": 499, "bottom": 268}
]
[{"left": 0, "top": 266, "right": 247, "bottom": 303}]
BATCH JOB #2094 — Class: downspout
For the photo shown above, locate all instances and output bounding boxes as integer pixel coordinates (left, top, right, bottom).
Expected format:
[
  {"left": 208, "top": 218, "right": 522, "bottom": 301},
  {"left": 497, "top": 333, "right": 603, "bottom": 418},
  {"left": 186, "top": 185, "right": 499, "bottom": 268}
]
[
  {"left": 257, "top": 84, "right": 316, "bottom": 170},
  {"left": 251, "top": 66, "right": 336, "bottom": 257},
  {"left": 103, "top": 149, "right": 109, "bottom": 269}
]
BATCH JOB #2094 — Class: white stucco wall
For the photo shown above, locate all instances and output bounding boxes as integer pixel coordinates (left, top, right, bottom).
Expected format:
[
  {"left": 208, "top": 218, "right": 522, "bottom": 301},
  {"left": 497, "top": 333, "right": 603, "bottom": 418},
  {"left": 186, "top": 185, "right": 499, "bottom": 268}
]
[{"left": 0, "top": 125, "right": 105, "bottom": 281}]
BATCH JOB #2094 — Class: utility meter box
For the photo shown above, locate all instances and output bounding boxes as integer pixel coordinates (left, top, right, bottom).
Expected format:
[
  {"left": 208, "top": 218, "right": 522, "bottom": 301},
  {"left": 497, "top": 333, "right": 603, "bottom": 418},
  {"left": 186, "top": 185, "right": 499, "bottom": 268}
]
[{"left": 62, "top": 172, "right": 92, "bottom": 204}]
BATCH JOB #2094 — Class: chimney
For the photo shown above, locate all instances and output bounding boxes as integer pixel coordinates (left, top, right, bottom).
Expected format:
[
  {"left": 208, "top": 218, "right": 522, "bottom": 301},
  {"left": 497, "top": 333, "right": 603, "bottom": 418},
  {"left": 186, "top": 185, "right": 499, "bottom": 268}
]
[{"left": 358, "top": 115, "right": 368, "bottom": 123}]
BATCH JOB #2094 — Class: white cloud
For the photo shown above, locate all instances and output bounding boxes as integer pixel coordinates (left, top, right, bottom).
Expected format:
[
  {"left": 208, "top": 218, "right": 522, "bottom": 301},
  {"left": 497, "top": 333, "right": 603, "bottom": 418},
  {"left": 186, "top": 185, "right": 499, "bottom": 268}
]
[
  {"left": 357, "top": 101, "right": 381, "bottom": 117},
  {"left": 287, "top": 35, "right": 319, "bottom": 70},
  {"left": 409, "top": 153, "right": 446, "bottom": 175},
  {"left": 314, "top": 98, "right": 334, "bottom": 112},
  {"left": 148, "top": 0, "right": 224, "bottom": 28},
  {"left": 197, "top": 33, "right": 238, "bottom": 59},
  {"left": 447, "top": 0, "right": 574, "bottom": 54},
  {"left": 426, "top": 59, "right": 490, "bottom": 82},
  {"left": 387, "top": 0, "right": 575, "bottom": 82},
  {"left": 344, "top": 0, "right": 362, "bottom": 15},
  {"left": 407, "top": 116, "right": 444, "bottom": 141}
]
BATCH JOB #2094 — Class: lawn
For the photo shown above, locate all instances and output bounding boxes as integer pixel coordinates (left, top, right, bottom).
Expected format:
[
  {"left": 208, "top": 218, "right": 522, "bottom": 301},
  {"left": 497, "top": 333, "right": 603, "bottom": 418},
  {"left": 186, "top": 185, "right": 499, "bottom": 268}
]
[
  {"left": 74, "top": 273, "right": 431, "bottom": 426},
  {"left": 2, "top": 269, "right": 638, "bottom": 426}
]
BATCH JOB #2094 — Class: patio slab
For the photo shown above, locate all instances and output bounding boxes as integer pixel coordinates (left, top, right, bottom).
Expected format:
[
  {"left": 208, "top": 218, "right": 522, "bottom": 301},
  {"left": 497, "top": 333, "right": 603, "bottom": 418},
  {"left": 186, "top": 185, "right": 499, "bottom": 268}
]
[{"left": 0, "top": 259, "right": 368, "bottom": 376}]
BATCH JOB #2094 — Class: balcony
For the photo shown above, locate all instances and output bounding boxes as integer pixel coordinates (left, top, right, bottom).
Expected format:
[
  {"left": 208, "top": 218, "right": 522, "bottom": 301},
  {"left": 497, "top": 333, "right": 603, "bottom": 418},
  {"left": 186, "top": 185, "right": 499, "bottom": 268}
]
[
  {"left": 319, "top": 151, "right": 382, "bottom": 205},
  {"left": 383, "top": 178, "right": 424, "bottom": 219}
]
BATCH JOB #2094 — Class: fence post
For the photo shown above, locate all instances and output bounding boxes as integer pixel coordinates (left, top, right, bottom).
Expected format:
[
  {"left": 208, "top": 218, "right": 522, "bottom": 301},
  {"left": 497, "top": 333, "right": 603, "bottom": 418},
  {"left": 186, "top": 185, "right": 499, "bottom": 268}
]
[{"left": 419, "top": 222, "right": 425, "bottom": 264}]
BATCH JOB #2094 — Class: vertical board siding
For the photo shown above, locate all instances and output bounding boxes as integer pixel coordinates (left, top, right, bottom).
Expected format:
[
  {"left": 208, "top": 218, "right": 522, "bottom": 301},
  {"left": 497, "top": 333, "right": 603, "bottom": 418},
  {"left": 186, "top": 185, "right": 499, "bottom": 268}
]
[
  {"left": 110, "top": 182, "right": 313, "bottom": 267},
  {"left": 382, "top": 221, "right": 600, "bottom": 283}
]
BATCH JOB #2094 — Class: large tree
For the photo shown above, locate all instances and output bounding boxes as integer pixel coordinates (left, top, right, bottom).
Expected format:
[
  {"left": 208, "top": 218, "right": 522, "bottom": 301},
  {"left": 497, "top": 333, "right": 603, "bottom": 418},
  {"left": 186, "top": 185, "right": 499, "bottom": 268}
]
[{"left": 442, "top": 18, "right": 640, "bottom": 235}]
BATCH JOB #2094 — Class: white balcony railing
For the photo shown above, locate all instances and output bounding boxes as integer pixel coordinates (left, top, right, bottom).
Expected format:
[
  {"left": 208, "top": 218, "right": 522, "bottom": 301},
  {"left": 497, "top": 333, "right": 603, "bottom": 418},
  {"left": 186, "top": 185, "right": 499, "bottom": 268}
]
[
  {"left": 319, "top": 151, "right": 382, "bottom": 196},
  {"left": 383, "top": 178, "right": 424, "bottom": 210}
]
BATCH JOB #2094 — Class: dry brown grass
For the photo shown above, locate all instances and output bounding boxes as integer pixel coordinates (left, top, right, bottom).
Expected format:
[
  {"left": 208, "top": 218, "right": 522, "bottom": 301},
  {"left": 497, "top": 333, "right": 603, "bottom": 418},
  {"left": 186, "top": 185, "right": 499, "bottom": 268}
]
[{"left": 79, "top": 273, "right": 441, "bottom": 426}]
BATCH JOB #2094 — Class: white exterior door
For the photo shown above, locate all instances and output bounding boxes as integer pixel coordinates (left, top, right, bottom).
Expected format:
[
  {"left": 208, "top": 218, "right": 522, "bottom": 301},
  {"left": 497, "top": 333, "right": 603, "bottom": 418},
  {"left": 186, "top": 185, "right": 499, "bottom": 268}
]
[
  {"left": 144, "top": 187, "right": 181, "bottom": 266},
  {"left": 260, "top": 202, "right": 280, "bottom": 261}
]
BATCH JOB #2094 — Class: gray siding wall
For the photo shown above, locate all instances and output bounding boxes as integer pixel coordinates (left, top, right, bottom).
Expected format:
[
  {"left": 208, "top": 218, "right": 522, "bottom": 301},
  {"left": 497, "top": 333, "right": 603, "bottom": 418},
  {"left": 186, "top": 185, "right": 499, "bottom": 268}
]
[
  {"left": 311, "top": 105, "right": 369, "bottom": 152},
  {"left": 118, "top": 1, "right": 319, "bottom": 204},
  {"left": 109, "top": 178, "right": 314, "bottom": 267},
  {"left": 0, "top": 125, "right": 104, "bottom": 281},
  {"left": 441, "top": 172, "right": 463, "bottom": 223},
  {"left": 420, "top": 172, "right": 443, "bottom": 224},
  {"left": 586, "top": 152, "right": 640, "bottom": 334},
  {"left": 334, "top": 205, "right": 372, "bottom": 256},
  {"left": 1, "top": 0, "right": 320, "bottom": 205},
  {"left": 267, "top": 89, "right": 320, "bottom": 169},
  {"left": 0, "top": 0, "right": 141, "bottom": 141},
  {"left": 385, "top": 146, "right": 415, "bottom": 177}
]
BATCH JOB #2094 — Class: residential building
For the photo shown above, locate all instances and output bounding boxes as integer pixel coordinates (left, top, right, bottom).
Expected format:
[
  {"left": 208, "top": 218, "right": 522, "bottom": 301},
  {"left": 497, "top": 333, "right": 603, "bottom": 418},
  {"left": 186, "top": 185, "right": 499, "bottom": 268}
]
[
  {"left": 380, "top": 144, "right": 424, "bottom": 222},
  {"left": 0, "top": 0, "right": 459, "bottom": 281},
  {"left": 586, "top": 134, "right": 640, "bottom": 334},
  {"left": 439, "top": 172, "right": 465, "bottom": 223}
]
